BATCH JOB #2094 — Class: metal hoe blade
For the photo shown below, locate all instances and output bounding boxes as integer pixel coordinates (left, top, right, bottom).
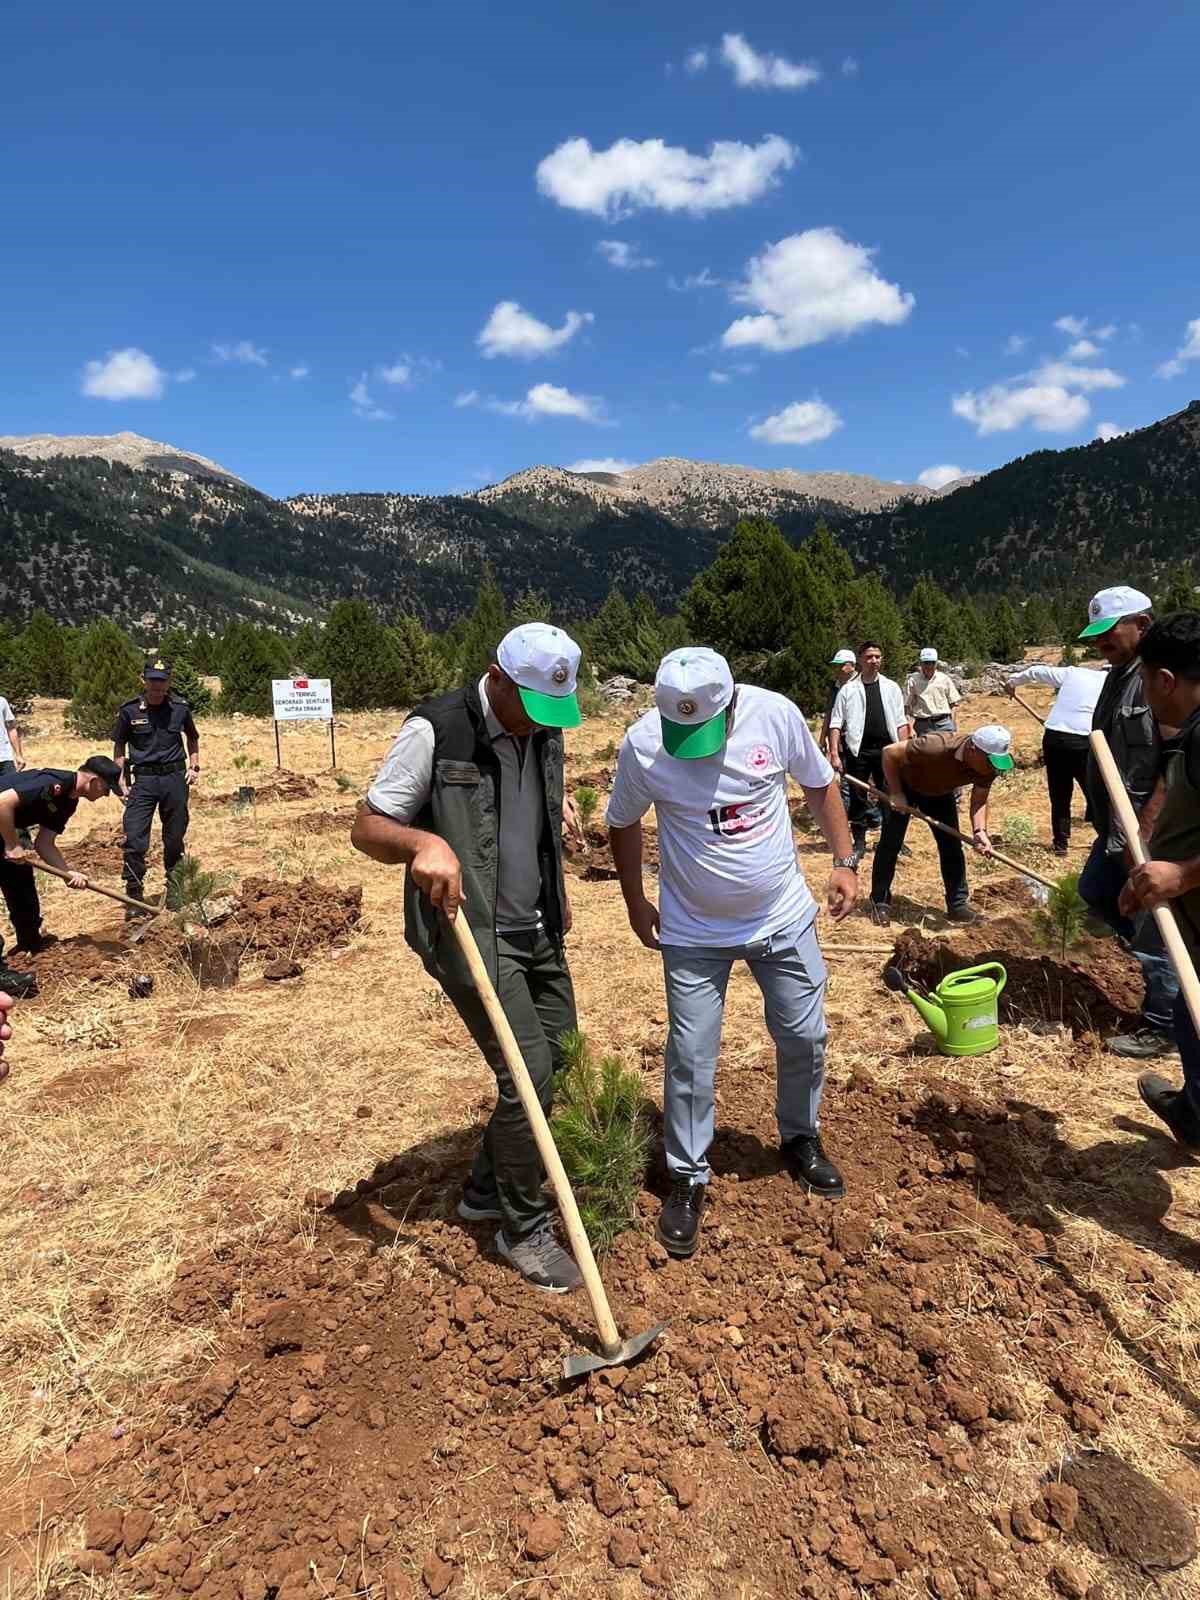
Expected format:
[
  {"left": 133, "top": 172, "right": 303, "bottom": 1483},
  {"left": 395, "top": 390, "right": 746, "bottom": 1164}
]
[{"left": 562, "top": 1320, "right": 668, "bottom": 1381}]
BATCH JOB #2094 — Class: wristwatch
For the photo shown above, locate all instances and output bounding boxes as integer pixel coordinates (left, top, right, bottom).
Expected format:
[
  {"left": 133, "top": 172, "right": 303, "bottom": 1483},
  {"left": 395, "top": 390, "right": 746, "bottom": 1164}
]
[{"left": 832, "top": 855, "right": 859, "bottom": 871}]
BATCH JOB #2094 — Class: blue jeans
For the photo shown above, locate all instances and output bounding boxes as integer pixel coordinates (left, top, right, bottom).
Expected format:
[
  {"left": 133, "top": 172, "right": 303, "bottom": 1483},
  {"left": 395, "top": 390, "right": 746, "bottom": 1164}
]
[
  {"left": 914, "top": 715, "right": 956, "bottom": 735},
  {"left": 660, "top": 917, "right": 828, "bottom": 1182},
  {"left": 1079, "top": 836, "right": 1180, "bottom": 1033}
]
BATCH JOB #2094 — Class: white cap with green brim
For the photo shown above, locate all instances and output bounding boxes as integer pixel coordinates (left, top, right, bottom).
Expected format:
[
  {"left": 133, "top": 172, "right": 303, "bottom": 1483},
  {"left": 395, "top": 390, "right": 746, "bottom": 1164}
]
[
  {"left": 497, "top": 623, "right": 582, "bottom": 728},
  {"left": 970, "top": 724, "right": 1015, "bottom": 773},
  {"left": 1079, "top": 585, "right": 1153, "bottom": 639},
  {"left": 655, "top": 647, "right": 734, "bottom": 760},
  {"left": 831, "top": 648, "right": 856, "bottom": 666}
]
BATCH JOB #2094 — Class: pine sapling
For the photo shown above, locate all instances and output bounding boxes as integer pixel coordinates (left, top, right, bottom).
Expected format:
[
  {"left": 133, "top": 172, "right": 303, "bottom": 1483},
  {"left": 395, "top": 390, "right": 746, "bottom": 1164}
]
[
  {"left": 575, "top": 785, "right": 599, "bottom": 834},
  {"left": 550, "top": 1029, "right": 651, "bottom": 1251},
  {"left": 167, "top": 855, "right": 222, "bottom": 924},
  {"left": 1033, "top": 871, "right": 1087, "bottom": 959}
]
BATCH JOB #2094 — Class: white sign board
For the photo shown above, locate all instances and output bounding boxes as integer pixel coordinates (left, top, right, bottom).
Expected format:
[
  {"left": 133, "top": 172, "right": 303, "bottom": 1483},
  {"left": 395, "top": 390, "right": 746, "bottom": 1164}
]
[{"left": 271, "top": 678, "right": 334, "bottom": 722}]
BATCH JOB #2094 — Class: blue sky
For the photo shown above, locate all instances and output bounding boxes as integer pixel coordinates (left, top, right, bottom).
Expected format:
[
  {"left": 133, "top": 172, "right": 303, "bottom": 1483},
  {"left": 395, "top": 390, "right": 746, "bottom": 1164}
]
[{"left": 3, "top": 0, "right": 1198, "bottom": 499}]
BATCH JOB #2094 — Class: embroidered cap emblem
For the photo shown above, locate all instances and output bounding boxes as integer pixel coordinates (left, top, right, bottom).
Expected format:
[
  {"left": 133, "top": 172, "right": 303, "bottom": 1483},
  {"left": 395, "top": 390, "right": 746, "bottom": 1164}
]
[
  {"left": 1090, "top": 600, "right": 1101, "bottom": 618},
  {"left": 551, "top": 665, "right": 568, "bottom": 685},
  {"left": 677, "top": 697, "right": 697, "bottom": 717}
]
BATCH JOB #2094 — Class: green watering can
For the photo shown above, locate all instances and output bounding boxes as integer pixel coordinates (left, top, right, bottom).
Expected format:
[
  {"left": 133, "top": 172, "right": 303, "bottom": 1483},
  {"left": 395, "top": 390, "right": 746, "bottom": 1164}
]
[{"left": 884, "top": 961, "right": 1008, "bottom": 1056}]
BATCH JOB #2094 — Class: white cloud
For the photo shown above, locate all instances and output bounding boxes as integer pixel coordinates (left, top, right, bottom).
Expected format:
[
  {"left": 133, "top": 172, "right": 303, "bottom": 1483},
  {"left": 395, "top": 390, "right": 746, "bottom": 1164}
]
[
  {"left": 536, "top": 133, "right": 796, "bottom": 220},
  {"left": 1156, "top": 317, "right": 1200, "bottom": 379},
  {"left": 1054, "top": 315, "right": 1087, "bottom": 338},
  {"left": 596, "top": 239, "right": 657, "bottom": 270},
  {"left": 212, "top": 340, "right": 268, "bottom": 366},
  {"left": 290, "top": 365, "right": 309, "bottom": 380},
  {"left": 175, "top": 367, "right": 197, "bottom": 384},
  {"left": 917, "top": 463, "right": 966, "bottom": 490},
  {"left": 684, "top": 48, "right": 708, "bottom": 73},
  {"left": 1095, "top": 422, "right": 1128, "bottom": 441},
  {"left": 720, "top": 32, "right": 821, "bottom": 90},
  {"left": 1033, "top": 359, "right": 1124, "bottom": 392},
  {"left": 1093, "top": 323, "right": 1118, "bottom": 341},
  {"left": 455, "top": 389, "right": 480, "bottom": 408},
  {"left": 81, "top": 347, "right": 166, "bottom": 400},
  {"left": 478, "top": 300, "right": 593, "bottom": 359},
  {"left": 721, "top": 227, "right": 914, "bottom": 353},
  {"left": 350, "top": 374, "right": 393, "bottom": 421},
  {"left": 378, "top": 361, "right": 412, "bottom": 386},
  {"left": 1004, "top": 334, "right": 1028, "bottom": 355},
  {"left": 490, "top": 383, "right": 605, "bottom": 424},
  {"left": 709, "top": 369, "right": 732, "bottom": 384},
  {"left": 1066, "top": 338, "right": 1100, "bottom": 359},
  {"left": 841, "top": 56, "right": 859, "bottom": 76},
  {"left": 668, "top": 268, "right": 721, "bottom": 292},
  {"left": 952, "top": 383, "right": 1089, "bottom": 435},
  {"left": 568, "top": 457, "right": 635, "bottom": 473},
  {"left": 749, "top": 398, "right": 842, "bottom": 445}
]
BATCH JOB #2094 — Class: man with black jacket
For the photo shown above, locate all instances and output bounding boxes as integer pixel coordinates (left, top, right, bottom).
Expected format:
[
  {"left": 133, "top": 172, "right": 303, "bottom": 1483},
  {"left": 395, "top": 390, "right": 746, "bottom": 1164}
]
[
  {"left": 1077, "top": 586, "right": 1179, "bottom": 1059},
  {"left": 352, "top": 624, "right": 584, "bottom": 1295}
]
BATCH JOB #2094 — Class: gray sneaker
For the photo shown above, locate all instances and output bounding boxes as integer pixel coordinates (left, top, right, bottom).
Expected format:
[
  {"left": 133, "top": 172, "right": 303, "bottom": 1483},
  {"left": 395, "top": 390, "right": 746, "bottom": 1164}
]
[
  {"left": 1109, "top": 1029, "right": 1179, "bottom": 1061},
  {"left": 496, "top": 1222, "right": 583, "bottom": 1294}
]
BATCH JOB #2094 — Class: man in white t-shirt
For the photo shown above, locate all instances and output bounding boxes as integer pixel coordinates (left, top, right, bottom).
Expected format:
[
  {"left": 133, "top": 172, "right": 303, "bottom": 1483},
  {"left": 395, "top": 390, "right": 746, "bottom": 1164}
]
[
  {"left": 607, "top": 648, "right": 858, "bottom": 1259},
  {"left": 0, "top": 697, "right": 25, "bottom": 779},
  {"left": 1005, "top": 663, "right": 1106, "bottom": 855}
]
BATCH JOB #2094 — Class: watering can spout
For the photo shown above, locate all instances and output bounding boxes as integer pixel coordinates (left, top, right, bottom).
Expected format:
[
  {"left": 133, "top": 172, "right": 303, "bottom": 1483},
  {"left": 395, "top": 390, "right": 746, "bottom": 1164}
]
[{"left": 908, "top": 990, "right": 949, "bottom": 1040}]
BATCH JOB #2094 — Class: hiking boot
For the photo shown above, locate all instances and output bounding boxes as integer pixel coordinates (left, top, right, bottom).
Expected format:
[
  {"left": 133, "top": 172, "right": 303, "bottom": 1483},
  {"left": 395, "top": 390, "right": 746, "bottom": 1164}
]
[
  {"left": 1053, "top": 842, "right": 1069, "bottom": 857},
  {"left": 496, "top": 1222, "right": 582, "bottom": 1294},
  {"left": 0, "top": 964, "right": 39, "bottom": 1001},
  {"left": 946, "top": 905, "right": 982, "bottom": 926},
  {"left": 1109, "top": 1028, "right": 1179, "bottom": 1061},
  {"left": 868, "top": 901, "right": 891, "bottom": 927},
  {"left": 1137, "top": 1072, "right": 1200, "bottom": 1151},
  {"left": 14, "top": 933, "right": 58, "bottom": 955},
  {"left": 457, "top": 1182, "right": 503, "bottom": 1222},
  {"left": 656, "top": 1179, "right": 706, "bottom": 1258},
  {"left": 783, "top": 1135, "right": 846, "bottom": 1199}
]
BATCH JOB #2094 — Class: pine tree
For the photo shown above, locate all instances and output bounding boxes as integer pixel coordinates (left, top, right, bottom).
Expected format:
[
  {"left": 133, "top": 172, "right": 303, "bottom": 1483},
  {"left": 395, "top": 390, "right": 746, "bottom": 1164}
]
[
  {"left": 682, "top": 519, "right": 807, "bottom": 686},
  {"left": 219, "top": 623, "right": 289, "bottom": 715},
  {"left": 1157, "top": 565, "right": 1200, "bottom": 614},
  {"left": 286, "top": 621, "right": 325, "bottom": 674},
  {"left": 20, "top": 610, "right": 73, "bottom": 696},
  {"left": 168, "top": 656, "right": 215, "bottom": 717},
  {"left": 66, "top": 620, "right": 143, "bottom": 738},
  {"left": 590, "top": 589, "right": 638, "bottom": 678},
  {"left": 391, "top": 614, "right": 441, "bottom": 703},
  {"left": 1034, "top": 871, "right": 1087, "bottom": 959},
  {"left": 316, "top": 600, "right": 406, "bottom": 709},
  {"left": 510, "top": 588, "right": 552, "bottom": 625},
  {"left": 987, "top": 597, "right": 1024, "bottom": 662},
  {"left": 0, "top": 636, "right": 37, "bottom": 717},
  {"left": 454, "top": 565, "right": 509, "bottom": 685},
  {"left": 839, "top": 573, "right": 910, "bottom": 683},
  {"left": 1020, "top": 594, "right": 1057, "bottom": 644}
]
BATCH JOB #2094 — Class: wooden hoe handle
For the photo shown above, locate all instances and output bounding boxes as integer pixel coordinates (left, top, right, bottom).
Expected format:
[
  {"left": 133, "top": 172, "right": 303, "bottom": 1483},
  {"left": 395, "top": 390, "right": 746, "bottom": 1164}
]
[
  {"left": 449, "top": 913, "right": 623, "bottom": 1356},
  {"left": 1089, "top": 731, "right": 1200, "bottom": 1041},
  {"left": 31, "top": 859, "right": 153, "bottom": 913}
]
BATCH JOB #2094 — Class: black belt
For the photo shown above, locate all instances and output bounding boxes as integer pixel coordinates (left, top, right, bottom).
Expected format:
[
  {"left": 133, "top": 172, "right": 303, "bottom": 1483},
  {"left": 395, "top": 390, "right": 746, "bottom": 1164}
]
[{"left": 132, "top": 761, "right": 186, "bottom": 776}]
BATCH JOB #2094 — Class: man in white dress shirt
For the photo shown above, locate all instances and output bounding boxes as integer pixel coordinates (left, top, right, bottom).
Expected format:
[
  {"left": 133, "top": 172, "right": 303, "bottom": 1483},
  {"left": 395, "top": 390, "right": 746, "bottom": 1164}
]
[{"left": 1006, "top": 663, "right": 1106, "bottom": 855}]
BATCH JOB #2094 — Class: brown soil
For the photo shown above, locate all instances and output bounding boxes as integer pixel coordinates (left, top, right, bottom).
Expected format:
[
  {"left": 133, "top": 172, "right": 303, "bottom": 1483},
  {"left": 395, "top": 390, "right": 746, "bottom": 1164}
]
[
  {"left": 288, "top": 806, "right": 358, "bottom": 837},
  {"left": 564, "top": 826, "right": 658, "bottom": 883},
  {"left": 200, "top": 771, "right": 321, "bottom": 806},
  {"left": 35, "top": 1069, "right": 1190, "bottom": 1600},
  {"left": 66, "top": 822, "right": 159, "bottom": 878},
  {"left": 6, "top": 928, "right": 131, "bottom": 992},
  {"left": 893, "top": 918, "right": 1143, "bottom": 1035},
  {"left": 234, "top": 876, "right": 362, "bottom": 957},
  {"left": 1061, "top": 1450, "right": 1196, "bottom": 1571}
]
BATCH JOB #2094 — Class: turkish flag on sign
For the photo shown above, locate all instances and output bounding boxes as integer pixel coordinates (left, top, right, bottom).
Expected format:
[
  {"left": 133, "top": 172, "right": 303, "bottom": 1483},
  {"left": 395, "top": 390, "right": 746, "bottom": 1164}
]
[{"left": 294, "top": 679, "right": 308, "bottom": 689}]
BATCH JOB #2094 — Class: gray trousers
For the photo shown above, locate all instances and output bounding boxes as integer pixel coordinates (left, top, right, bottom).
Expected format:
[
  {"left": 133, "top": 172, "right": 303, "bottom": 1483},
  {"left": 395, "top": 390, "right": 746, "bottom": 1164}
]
[{"left": 661, "top": 917, "right": 828, "bottom": 1183}]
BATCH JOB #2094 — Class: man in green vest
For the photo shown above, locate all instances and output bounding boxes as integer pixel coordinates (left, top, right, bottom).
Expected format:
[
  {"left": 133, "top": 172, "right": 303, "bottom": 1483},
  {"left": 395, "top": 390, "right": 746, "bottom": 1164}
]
[
  {"left": 352, "top": 623, "right": 584, "bottom": 1294},
  {"left": 1118, "top": 611, "right": 1200, "bottom": 1147}
]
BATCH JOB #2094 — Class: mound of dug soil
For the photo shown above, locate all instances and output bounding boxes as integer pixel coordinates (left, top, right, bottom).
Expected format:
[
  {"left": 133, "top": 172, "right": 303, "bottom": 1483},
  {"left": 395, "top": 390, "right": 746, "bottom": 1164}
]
[
  {"left": 893, "top": 918, "right": 1142, "bottom": 1035},
  {"left": 6, "top": 929, "right": 131, "bottom": 993},
  {"left": 66, "top": 823, "right": 159, "bottom": 878},
  {"left": 200, "top": 771, "right": 320, "bottom": 806},
  {"left": 41, "top": 1071, "right": 1189, "bottom": 1600},
  {"left": 289, "top": 806, "right": 358, "bottom": 837},
  {"left": 236, "top": 876, "right": 362, "bottom": 957}
]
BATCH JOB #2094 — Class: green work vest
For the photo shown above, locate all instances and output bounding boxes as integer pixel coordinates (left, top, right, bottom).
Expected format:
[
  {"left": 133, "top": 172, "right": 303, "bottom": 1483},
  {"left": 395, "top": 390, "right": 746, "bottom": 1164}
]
[{"left": 1150, "top": 708, "right": 1200, "bottom": 963}]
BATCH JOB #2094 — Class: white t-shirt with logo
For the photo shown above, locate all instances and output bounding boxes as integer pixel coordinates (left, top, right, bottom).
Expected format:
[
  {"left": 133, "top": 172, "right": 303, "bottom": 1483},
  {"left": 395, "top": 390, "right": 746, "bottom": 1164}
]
[
  {"left": 0, "top": 698, "right": 15, "bottom": 762},
  {"left": 606, "top": 684, "right": 834, "bottom": 947}
]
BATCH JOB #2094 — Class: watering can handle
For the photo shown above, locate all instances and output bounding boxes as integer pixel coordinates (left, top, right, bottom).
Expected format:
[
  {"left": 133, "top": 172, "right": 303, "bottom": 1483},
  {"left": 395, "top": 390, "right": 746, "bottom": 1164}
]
[{"left": 947, "top": 961, "right": 1008, "bottom": 996}]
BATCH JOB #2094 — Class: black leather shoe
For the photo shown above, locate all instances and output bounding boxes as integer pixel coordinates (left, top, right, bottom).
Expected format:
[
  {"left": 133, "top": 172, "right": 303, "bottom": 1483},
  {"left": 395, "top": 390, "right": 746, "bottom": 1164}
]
[
  {"left": 946, "top": 905, "right": 982, "bottom": 925},
  {"left": 656, "top": 1179, "right": 706, "bottom": 1258},
  {"left": 1138, "top": 1073, "right": 1200, "bottom": 1152},
  {"left": 783, "top": 1135, "right": 846, "bottom": 1199},
  {"left": 0, "top": 964, "right": 39, "bottom": 1000}
]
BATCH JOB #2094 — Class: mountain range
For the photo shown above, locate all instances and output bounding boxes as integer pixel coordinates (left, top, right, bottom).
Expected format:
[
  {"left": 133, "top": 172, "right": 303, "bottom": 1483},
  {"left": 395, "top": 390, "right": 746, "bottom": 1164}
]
[{"left": 1, "top": 401, "right": 1196, "bottom": 633}]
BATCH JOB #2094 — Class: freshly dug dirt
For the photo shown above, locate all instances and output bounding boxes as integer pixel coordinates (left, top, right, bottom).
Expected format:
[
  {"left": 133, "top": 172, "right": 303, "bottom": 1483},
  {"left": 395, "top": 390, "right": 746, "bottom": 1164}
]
[
  {"left": 289, "top": 806, "right": 358, "bottom": 837},
  {"left": 236, "top": 876, "right": 362, "bottom": 957},
  {"left": 39, "top": 1070, "right": 1189, "bottom": 1600},
  {"left": 6, "top": 929, "right": 131, "bottom": 993},
  {"left": 200, "top": 771, "right": 320, "bottom": 806},
  {"left": 564, "top": 825, "right": 658, "bottom": 883},
  {"left": 66, "top": 822, "right": 158, "bottom": 878},
  {"left": 893, "top": 918, "right": 1143, "bottom": 1034},
  {"left": 1062, "top": 1451, "right": 1196, "bottom": 1570}
]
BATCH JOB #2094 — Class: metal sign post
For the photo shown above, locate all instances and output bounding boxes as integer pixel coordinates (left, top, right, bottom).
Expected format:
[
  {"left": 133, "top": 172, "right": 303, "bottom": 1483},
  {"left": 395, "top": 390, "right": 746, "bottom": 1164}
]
[{"left": 270, "top": 678, "right": 337, "bottom": 771}]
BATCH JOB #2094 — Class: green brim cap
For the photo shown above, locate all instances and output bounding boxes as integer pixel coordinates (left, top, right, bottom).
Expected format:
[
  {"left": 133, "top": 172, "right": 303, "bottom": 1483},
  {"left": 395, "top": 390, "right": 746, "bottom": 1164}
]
[
  {"left": 1078, "top": 614, "right": 1119, "bottom": 639},
  {"left": 661, "top": 708, "right": 728, "bottom": 760},
  {"left": 987, "top": 752, "right": 1015, "bottom": 772},
  {"left": 517, "top": 684, "right": 581, "bottom": 729}
]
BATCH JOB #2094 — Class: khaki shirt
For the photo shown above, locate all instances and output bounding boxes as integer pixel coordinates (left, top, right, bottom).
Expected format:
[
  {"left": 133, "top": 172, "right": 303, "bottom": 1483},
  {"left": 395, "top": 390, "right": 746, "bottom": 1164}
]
[
  {"left": 905, "top": 669, "right": 961, "bottom": 720},
  {"left": 898, "top": 733, "right": 996, "bottom": 799}
]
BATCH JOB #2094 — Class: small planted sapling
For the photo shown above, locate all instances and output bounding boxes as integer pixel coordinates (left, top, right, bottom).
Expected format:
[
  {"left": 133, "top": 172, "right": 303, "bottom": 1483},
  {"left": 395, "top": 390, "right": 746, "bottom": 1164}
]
[
  {"left": 574, "top": 785, "right": 599, "bottom": 836},
  {"left": 1033, "top": 871, "right": 1087, "bottom": 960},
  {"left": 550, "top": 1029, "right": 651, "bottom": 1251}
]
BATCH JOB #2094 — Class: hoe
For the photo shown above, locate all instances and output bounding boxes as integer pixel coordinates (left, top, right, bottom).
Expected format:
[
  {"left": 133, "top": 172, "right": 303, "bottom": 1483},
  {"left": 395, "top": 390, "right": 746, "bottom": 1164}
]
[{"left": 450, "top": 913, "right": 666, "bottom": 1381}]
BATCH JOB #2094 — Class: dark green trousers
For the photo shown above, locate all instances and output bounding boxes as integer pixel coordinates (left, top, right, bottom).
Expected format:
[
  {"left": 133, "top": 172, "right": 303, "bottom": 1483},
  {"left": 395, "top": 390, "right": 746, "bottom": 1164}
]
[{"left": 442, "top": 926, "right": 576, "bottom": 1240}]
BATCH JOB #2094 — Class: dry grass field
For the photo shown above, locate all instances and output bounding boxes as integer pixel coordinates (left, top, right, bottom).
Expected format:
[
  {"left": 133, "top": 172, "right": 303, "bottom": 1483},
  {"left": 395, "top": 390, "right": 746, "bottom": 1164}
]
[{"left": 1, "top": 675, "right": 1198, "bottom": 1600}]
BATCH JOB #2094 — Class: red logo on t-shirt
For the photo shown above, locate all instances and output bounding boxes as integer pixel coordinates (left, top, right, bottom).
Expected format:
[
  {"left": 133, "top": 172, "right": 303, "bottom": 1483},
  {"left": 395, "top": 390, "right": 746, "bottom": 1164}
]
[
  {"left": 708, "top": 800, "right": 768, "bottom": 838},
  {"left": 747, "top": 744, "right": 774, "bottom": 771}
]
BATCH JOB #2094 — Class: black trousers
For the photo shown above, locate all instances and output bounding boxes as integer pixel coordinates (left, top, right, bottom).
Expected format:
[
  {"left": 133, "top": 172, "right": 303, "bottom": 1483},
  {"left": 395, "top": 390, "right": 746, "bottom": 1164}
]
[
  {"left": 844, "top": 744, "right": 886, "bottom": 845},
  {"left": 872, "top": 786, "right": 969, "bottom": 912},
  {"left": 0, "top": 852, "right": 42, "bottom": 958},
  {"left": 1042, "top": 729, "right": 1091, "bottom": 849},
  {"left": 442, "top": 926, "right": 577, "bottom": 1241},
  {"left": 123, "top": 771, "right": 190, "bottom": 895}
]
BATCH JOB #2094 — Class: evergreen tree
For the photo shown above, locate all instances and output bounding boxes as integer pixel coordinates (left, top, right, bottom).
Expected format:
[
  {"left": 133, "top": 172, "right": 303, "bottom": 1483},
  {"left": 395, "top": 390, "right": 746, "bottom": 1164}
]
[
  {"left": 682, "top": 520, "right": 805, "bottom": 672},
  {"left": 987, "top": 597, "right": 1025, "bottom": 662},
  {"left": 905, "top": 577, "right": 955, "bottom": 656},
  {"left": 392, "top": 614, "right": 442, "bottom": 703},
  {"left": 1020, "top": 595, "right": 1057, "bottom": 644},
  {"left": 21, "top": 609, "right": 73, "bottom": 696},
  {"left": 510, "top": 587, "right": 552, "bottom": 625},
  {"left": 66, "top": 620, "right": 143, "bottom": 738},
  {"left": 454, "top": 565, "right": 509, "bottom": 685},
  {"left": 219, "top": 623, "right": 289, "bottom": 715},
  {"left": 282, "top": 621, "right": 324, "bottom": 675},
  {"left": 0, "top": 634, "right": 37, "bottom": 716},
  {"left": 590, "top": 589, "right": 638, "bottom": 678},
  {"left": 839, "top": 574, "right": 910, "bottom": 683},
  {"left": 168, "top": 656, "right": 215, "bottom": 717},
  {"left": 317, "top": 600, "right": 408, "bottom": 709},
  {"left": 955, "top": 599, "right": 992, "bottom": 663},
  {"left": 1157, "top": 565, "right": 1200, "bottom": 614}
]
